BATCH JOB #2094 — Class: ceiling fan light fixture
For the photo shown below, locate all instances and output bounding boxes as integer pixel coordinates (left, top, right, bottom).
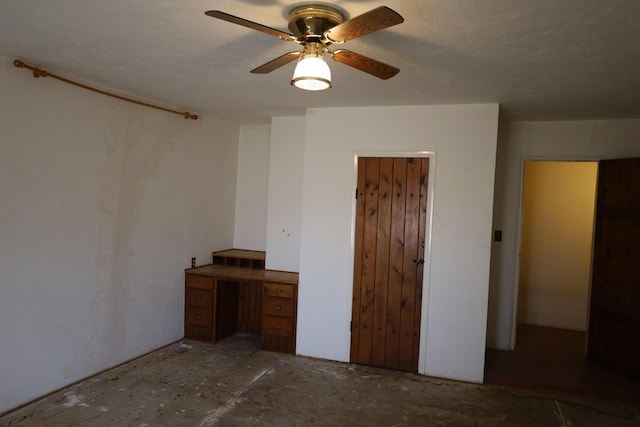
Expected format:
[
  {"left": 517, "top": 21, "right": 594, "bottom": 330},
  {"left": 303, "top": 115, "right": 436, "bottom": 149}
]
[{"left": 291, "top": 42, "right": 331, "bottom": 91}]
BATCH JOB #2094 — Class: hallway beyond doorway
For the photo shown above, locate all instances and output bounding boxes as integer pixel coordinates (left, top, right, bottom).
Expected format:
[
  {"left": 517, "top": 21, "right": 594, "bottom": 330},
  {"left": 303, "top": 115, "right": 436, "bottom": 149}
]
[{"left": 485, "top": 324, "right": 640, "bottom": 407}]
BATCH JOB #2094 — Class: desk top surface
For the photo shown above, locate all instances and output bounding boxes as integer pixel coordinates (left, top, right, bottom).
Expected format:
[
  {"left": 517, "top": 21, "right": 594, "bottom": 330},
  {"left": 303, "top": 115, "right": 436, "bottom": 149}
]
[{"left": 185, "top": 264, "right": 298, "bottom": 284}]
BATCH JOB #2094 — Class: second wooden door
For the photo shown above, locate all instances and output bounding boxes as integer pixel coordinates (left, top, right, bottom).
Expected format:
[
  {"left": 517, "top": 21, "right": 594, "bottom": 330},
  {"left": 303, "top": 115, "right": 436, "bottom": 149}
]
[
  {"left": 350, "top": 157, "right": 428, "bottom": 372},
  {"left": 587, "top": 157, "right": 640, "bottom": 378}
]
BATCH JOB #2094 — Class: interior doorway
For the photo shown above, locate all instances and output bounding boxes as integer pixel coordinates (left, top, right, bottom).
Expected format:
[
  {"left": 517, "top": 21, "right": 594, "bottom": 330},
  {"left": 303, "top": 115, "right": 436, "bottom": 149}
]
[
  {"left": 517, "top": 160, "right": 597, "bottom": 338},
  {"left": 485, "top": 159, "right": 640, "bottom": 404}
]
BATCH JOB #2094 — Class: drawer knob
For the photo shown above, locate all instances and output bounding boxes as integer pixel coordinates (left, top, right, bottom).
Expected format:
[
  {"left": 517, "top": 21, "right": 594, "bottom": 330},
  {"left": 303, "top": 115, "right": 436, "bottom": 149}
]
[
  {"left": 196, "top": 296, "right": 201, "bottom": 301},
  {"left": 276, "top": 305, "right": 282, "bottom": 310},
  {"left": 195, "top": 315, "right": 201, "bottom": 320},
  {"left": 275, "top": 325, "right": 281, "bottom": 329}
]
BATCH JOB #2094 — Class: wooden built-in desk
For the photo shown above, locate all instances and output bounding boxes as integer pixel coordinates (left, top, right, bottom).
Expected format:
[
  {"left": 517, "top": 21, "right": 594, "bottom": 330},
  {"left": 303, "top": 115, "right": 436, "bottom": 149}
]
[{"left": 184, "top": 251, "right": 298, "bottom": 354}]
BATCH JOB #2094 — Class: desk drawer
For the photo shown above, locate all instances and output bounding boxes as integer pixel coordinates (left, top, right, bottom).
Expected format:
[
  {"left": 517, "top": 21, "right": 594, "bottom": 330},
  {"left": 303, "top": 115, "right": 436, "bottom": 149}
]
[
  {"left": 186, "top": 288, "right": 212, "bottom": 308},
  {"left": 263, "top": 282, "right": 294, "bottom": 298},
  {"left": 186, "top": 274, "right": 213, "bottom": 290},
  {"left": 263, "top": 298, "right": 294, "bottom": 317},
  {"left": 185, "top": 307, "right": 211, "bottom": 326},
  {"left": 262, "top": 315, "right": 294, "bottom": 336}
]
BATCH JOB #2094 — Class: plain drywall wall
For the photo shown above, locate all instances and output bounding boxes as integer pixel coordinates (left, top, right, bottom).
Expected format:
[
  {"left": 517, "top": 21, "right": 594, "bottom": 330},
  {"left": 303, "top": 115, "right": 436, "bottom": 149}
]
[
  {"left": 297, "top": 104, "right": 499, "bottom": 383},
  {"left": 234, "top": 125, "right": 270, "bottom": 251},
  {"left": 0, "top": 57, "right": 239, "bottom": 413},
  {"left": 487, "top": 119, "right": 640, "bottom": 350},
  {"left": 265, "top": 116, "right": 305, "bottom": 272},
  {"left": 518, "top": 161, "right": 597, "bottom": 331}
]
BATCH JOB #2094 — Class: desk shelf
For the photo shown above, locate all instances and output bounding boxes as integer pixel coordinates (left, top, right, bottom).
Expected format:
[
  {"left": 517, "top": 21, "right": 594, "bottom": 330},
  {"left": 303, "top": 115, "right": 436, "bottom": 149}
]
[{"left": 212, "top": 249, "right": 265, "bottom": 269}]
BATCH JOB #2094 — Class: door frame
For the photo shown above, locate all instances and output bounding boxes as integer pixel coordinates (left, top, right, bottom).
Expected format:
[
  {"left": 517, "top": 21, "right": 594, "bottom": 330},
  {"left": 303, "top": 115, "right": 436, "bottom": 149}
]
[
  {"left": 510, "top": 156, "right": 599, "bottom": 349},
  {"left": 346, "top": 150, "right": 436, "bottom": 375}
]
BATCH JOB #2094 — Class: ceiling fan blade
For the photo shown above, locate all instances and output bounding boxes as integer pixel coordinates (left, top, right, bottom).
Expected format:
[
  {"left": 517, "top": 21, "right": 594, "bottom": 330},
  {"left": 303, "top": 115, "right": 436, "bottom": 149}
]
[
  {"left": 251, "top": 52, "right": 302, "bottom": 73},
  {"left": 331, "top": 49, "right": 399, "bottom": 80},
  {"left": 205, "top": 10, "right": 296, "bottom": 41},
  {"left": 325, "top": 6, "right": 403, "bottom": 43}
]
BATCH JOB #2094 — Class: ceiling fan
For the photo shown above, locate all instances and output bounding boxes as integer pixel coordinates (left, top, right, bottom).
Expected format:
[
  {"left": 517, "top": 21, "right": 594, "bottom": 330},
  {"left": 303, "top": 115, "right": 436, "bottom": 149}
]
[{"left": 205, "top": 4, "right": 404, "bottom": 90}]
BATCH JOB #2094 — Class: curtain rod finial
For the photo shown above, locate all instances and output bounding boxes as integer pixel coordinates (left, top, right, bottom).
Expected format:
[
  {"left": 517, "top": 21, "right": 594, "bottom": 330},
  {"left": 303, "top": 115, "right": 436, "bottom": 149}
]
[{"left": 13, "top": 59, "right": 25, "bottom": 68}]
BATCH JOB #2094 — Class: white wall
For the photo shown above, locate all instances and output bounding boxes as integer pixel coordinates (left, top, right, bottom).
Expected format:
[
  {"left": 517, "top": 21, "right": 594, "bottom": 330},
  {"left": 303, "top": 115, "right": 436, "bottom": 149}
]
[
  {"left": 297, "top": 104, "right": 499, "bottom": 383},
  {"left": 232, "top": 117, "right": 306, "bottom": 271},
  {"left": 265, "top": 117, "right": 305, "bottom": 272},
  {"left": 487, "top": 119, "right": 640, "bottom": 350},
  {"left": 233, "top": 125, "right": 270, "bottom": 251},
  {"left": 0, "top": 57, "right": 239, "bottom": 413},
  {"left": 518, "top": 161, "right": 597, "bottom": 331}
]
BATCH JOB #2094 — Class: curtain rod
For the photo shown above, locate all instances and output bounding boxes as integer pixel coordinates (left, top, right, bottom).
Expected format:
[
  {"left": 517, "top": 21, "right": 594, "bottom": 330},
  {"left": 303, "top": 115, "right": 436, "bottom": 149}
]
[{"left": 13, "top": 59, "right": 198, "bottom": 120}]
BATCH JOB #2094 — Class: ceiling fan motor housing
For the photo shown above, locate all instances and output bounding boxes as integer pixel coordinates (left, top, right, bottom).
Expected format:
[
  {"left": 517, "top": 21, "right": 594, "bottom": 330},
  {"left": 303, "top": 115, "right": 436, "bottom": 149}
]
[{"left": 288, "top": 4, "right": 344, "bottom": 40}]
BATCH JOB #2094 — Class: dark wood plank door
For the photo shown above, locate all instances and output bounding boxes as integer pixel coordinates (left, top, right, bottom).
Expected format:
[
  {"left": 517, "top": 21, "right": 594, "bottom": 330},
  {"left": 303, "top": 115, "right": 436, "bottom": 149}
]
[
  {"left": 351, "top": 157, "right": 428, "bottom": 372},
  {"left": 587, "top": 158, "right": 640, "bottom": 377}
]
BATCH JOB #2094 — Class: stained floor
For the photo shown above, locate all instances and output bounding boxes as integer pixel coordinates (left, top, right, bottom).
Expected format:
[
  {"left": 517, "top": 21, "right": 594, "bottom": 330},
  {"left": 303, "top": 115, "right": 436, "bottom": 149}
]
[
  {"left": 485, "top": 324, "right": 640, "bottom": 407},
  {"left": 1, "top": 334, "right": 638, "bottom": 427}
]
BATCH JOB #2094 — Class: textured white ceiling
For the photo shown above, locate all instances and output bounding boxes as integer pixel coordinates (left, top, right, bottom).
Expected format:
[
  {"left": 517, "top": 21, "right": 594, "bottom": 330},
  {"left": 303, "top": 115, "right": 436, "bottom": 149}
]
[{"left": 1, "top": 0, "right": 639, "bottom": 124}]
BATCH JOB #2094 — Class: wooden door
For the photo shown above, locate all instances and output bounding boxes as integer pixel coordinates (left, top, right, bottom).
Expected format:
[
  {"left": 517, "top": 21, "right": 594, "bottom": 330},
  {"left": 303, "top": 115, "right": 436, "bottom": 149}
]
[
  {"left": 587, "top": 158, "right": 640, "bottom": 377},
  {"left": 350, "top": 157, "right": 428, "bottom": 372}
]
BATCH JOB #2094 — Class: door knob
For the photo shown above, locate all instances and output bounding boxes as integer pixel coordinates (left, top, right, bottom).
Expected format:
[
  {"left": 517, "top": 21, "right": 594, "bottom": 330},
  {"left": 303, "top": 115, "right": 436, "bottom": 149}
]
[{"left": 413, "top": 258, "right": 425, "bottom": 265}]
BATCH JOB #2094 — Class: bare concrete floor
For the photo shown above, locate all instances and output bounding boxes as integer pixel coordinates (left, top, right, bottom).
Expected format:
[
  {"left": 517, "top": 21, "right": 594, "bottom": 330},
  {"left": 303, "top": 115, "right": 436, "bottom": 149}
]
[{"left": 1, "top": 335, "right": 638, "bottom": 427}]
